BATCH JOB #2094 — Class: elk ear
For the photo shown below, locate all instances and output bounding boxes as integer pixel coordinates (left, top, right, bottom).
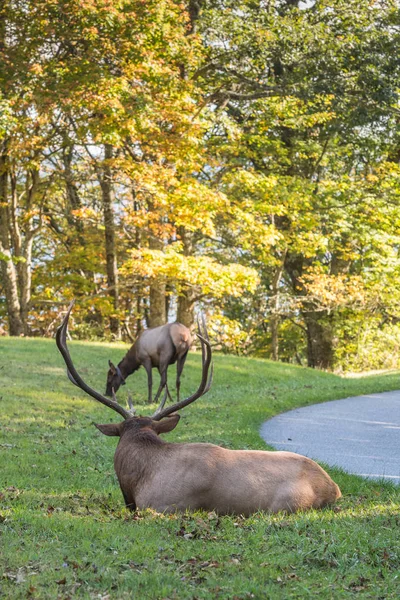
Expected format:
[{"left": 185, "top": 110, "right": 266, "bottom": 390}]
[
  {"left": 153, "top": 414, "right": 180, "bottom": 435},
  {"left": 108, "top": 360, "right": 116, "bottom": 374},
  {"left": 95, "top": 423, "right": 122, "bottom": 436}
]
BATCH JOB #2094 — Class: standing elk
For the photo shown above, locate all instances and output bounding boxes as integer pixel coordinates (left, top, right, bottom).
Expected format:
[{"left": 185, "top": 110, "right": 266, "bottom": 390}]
[
  {"left": 106, "top": 322, "right": 192, "bottom": 405},
  {"left": 56, "top": 303, "right": 341, "bottom": 515}
]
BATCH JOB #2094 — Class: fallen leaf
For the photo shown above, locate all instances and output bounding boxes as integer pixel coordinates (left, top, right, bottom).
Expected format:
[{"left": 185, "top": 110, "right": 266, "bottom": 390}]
[
  {"left": 382, "top": 550, "right": 389, "bottom": 561},
  {"left": 16, "top": 571, "right": 25, "bottom": 584}
]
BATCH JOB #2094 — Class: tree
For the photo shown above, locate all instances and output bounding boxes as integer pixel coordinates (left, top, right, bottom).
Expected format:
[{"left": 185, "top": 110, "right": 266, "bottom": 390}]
[{"left": 193, "top": 0, "right": 400, "bottom": 367}]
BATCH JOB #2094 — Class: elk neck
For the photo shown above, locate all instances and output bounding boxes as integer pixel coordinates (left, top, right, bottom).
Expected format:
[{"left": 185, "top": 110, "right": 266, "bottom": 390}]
[
  {"left": 115, "top": 423, "right": 171, "bottom": 487},
  {"left": 118, "top": 346, "right": 141, "bottom": 378}
]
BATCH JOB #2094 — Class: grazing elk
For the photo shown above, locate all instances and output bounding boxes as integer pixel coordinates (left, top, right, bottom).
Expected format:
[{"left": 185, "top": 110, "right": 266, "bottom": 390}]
[
  {"left": 106, "top": 322, "right": 192, "bottom": 405},
  {"left": 56, "top": 303, "right": 341, "bottom": 515}
]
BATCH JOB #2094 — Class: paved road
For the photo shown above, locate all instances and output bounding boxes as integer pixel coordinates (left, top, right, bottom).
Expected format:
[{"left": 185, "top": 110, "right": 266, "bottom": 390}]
[{"left": 260, "top": 391, "right": 400, "bottom": 483}]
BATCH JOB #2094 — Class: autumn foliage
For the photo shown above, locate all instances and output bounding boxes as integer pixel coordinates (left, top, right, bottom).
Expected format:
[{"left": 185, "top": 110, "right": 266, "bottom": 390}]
[{"left": 1, "top": 0, "right": 400, "bottom": 371}]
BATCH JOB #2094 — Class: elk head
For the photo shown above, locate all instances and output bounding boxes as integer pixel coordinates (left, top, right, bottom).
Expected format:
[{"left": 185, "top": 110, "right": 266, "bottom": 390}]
[{"left": 105, "top": 360, "right": 126, "bottom": 397}]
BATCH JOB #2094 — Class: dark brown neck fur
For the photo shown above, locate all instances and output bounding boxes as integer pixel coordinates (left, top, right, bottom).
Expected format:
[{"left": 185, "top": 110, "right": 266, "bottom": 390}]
[
  {"left": 118, "top": 346, "right": 140, "bottom": 378},
  {"left": 114, "top": 424, "right": 171, "bottom": 510}
]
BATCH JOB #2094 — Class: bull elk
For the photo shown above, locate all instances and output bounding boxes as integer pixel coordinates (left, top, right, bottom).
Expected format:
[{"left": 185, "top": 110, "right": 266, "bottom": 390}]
[
  {"left": 56, "top": 303, "right": 341, "bottom": 515},
  {"left": 106, "top": 322, "right": 192, "bottom": 405}
]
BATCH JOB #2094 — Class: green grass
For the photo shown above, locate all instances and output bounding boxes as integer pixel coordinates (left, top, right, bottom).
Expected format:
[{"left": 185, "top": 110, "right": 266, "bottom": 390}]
[{"left": 1, "top": 337, "right": 400, "bottom": 599}]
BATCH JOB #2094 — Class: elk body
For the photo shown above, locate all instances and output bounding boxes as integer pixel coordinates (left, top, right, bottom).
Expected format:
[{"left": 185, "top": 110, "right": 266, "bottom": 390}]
[
  {"left": 97, "top": 415, "right": 341, "bottom": 515},
  {"left": 106, "top": 323, "right": 192, "bottom": 404},
  {"left": 57, "top": 303, "right": 341, "bottom": 515}
]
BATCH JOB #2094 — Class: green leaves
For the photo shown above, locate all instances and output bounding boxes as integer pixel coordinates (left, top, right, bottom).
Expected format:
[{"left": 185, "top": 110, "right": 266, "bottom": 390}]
[{"left": 2, "top": 0, "right": 400, "bottom": 369}]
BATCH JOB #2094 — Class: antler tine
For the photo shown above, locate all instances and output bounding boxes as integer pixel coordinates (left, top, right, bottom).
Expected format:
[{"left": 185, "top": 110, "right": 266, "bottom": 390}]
[
  {"left": 127, "top": 393, "right": 136, "bottom": 415},
  {"left": 151, "top": 332, "right": 212, "bottom": 421},
  {"left": 195, "top": 311, "right": 213, "bottom": 395},
  {"left": 56, "top": 301, "right": 132, "bottom": 420},
  {"left": 200, "top": 312, "right": 213, "bottom": 394},
  {"left": 153, "top": 388, "right": 168, "bottom": 415}
]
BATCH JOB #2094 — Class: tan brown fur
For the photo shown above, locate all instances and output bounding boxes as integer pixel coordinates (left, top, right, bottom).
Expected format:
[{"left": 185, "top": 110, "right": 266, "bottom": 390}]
[
  {"left": 96, "top": 415, "right": 341, "bottom": 515},
  {"left": 106, "top": 323, "right": 193, "bottom": 403}
]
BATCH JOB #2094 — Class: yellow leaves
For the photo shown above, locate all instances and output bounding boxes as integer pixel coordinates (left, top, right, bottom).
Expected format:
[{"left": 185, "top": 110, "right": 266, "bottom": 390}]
[
  {"left": 228, "top": 208, "right": 283, "bottom": 257},
  {"left": 21, "top": 208, "right": 40, "bottom": 223},
  {"left": 225, "top": 170, "right": 278, "bottom": 198},
  {"left": 269, "top": 95, "right": 336, "bottom": 129},
  {"left": 82, "top": 26, "right": 99, "bottom": 40},
  {"left": 300, "top": 268, "right": 367, "bottom": 312},
  {"left": 120, "top": 243, "right": 259, "bottom": 298},
  {"left": 169, "top": 183, "right": 227, "bottom": 237},
  {"left": 120, "top": 163, "right": 227, "bottom": 237},
  {"left": 290, "top": 229, "right": 328, "bottom": 258},
  {"left": 207, "top": 314, "right": 254, "bottom": 354},
  {"left": 71, "top": 207, "right": 98, "bottom": 222},
  {"left": 29, "top": 64, "right": 44, "bottom": 76}
]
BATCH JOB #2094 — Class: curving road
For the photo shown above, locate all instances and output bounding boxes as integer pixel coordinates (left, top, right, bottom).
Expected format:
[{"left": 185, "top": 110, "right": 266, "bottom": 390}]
[{"left": 260, "top": 391, "right": 400, "bottom": 484}]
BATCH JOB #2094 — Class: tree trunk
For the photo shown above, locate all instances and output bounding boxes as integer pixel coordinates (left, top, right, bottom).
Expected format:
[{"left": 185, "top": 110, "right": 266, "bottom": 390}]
[
  {"left": 177, "top": 226, "right": 196, "bottom": 330},
  {"left": 284, "top": 251, "right": 335, "bottom": 369},
  {"left": 177, "top": 288, "right": 196, "bottom": 329},
  {"left": 270, "top": 313, "right": 279, "bottom": 361},
  {"left": 99, "top": 144, "right": 120, "bottom": 338},
  {"left": 304, "top": 310, "right": 334, "bottom": 369},
  {"left": 146, "top": 195, "right": 166, "bottom": 327},
  {"left": 14, "top": 169, "right": 38, "bottom": 333},
  {"left": 63, "top": 142, "right": 86, "bottom": 247},
  {"left": 0, "top": 143, "right": 24, "bottom": 335},
  {"left": 19, "top": 233, "right": 33, "bottom": 330},
  {"left": 148, "top": 232, "right": 166, "bottom": 327},
  {"left": 149, "top": 282, "right": 166, "bottom": 327},
  {"left": 175, "top": 8, "right": 199, "bottom": 330},
  {"left": 270, "top": 250, "right": 287, "bottom": 361}
]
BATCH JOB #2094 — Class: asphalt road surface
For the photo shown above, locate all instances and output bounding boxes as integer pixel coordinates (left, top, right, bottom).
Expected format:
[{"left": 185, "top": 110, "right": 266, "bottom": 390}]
[{"left": 260, "top": 391, "right": 400, "bottom": 483}]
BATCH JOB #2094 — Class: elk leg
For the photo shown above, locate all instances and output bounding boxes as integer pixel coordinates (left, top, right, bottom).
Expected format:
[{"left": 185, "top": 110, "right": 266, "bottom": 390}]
[
  {"left": 166, "top": 383, "right": 173, "bottom": 403},
  {"left": 153, "top": 381, "right": 166, "bottom": 404},
  {"left": 121, "top": 488, "right": 136, "bottom": 511},
  {"left": 153, "top": 363, "right": 168, "bottom": 404}
]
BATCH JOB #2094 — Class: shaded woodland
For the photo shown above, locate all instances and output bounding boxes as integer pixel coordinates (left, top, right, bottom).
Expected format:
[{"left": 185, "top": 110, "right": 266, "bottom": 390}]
[{"left": 1, "top": 0, "right": 400, "bottom": 371}]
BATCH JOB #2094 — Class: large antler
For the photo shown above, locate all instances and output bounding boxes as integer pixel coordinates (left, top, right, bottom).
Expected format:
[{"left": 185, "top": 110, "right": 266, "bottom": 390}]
[
  {"left": 198, "top": 313, "right": 213, "bottom": 395},
  {"left": 151, "top": 313, "right": 213, "bottom": 421},
  {"left": 56, "top": 301, "right": 133, "bottom": 420}
]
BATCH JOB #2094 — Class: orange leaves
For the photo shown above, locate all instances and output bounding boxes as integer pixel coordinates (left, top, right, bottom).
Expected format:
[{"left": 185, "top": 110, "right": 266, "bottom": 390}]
[
  {"left": 300, "top": 269, "right": 367, "bottom": 312},
  {"left": 29, "top": 64, "right": 44, "bottom": 76}
]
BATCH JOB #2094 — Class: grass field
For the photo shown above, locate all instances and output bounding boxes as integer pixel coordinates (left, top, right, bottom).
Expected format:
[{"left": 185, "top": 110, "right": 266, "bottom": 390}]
[{"left": 1, "top": 336, "right": 400, "bottom": 599}]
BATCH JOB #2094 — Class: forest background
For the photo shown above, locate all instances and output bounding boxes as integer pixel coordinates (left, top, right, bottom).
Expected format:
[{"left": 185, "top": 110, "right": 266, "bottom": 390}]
[{"left": 1, "top": 0, "right": 400, "bottom": 372}]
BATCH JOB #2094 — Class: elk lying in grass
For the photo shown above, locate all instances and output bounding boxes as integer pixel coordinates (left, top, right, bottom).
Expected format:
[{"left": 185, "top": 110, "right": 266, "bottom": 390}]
[
  {"left": 56, "top": 303, "right": 341, "bottom": 515},
  {"left": 106, "top": 322, "right": 192, "bottom": 405}
]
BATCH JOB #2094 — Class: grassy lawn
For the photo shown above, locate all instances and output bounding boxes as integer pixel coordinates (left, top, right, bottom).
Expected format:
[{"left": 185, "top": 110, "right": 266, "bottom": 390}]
[{"left": 1, "top": 337, "right": 400, "bottom": 599}]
